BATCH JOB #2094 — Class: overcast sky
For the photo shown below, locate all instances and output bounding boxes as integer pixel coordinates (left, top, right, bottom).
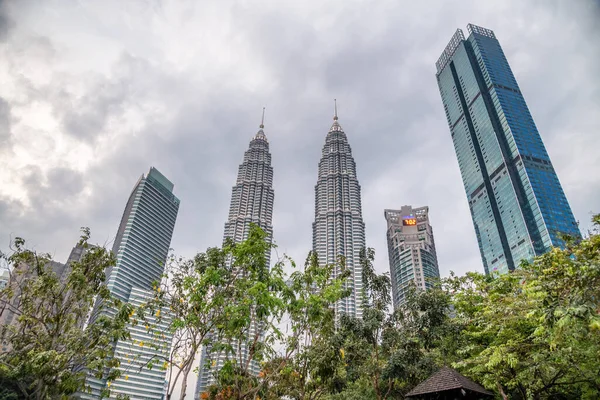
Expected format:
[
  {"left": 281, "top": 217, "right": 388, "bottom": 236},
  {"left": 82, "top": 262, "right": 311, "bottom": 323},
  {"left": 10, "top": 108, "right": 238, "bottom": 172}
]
[{"left": 1, "top": 0, "right": 599, "bottom": 282}]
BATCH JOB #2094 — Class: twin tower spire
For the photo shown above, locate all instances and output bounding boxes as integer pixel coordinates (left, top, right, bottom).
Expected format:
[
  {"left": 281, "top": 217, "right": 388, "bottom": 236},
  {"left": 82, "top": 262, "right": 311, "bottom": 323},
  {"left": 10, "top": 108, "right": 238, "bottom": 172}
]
[
  {"left": 252, "top": 100, "right": 363, "bottom": 318},
  {"left": 255, "top": 100, "right": 343, "bottom": 139},
  {"left": 252, "top": 100, "right": 362, "bottom": 318}
]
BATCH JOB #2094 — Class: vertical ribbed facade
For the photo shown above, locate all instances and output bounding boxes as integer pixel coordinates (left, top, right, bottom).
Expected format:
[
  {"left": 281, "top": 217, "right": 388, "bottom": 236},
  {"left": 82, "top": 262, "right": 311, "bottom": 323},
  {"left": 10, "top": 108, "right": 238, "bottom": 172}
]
[
  {"left": 107, "top": 168, "right": 180, "bottom": 302},
  {"left": 109, "top": 287, "right": 173, "bottom": 399},
  {"left": 312, "top": 112, "right": 365, "bottom": 319},
  {"left": 80, "top": 167, "right": 179, "bottom": 399},
  {"left": 436, "top": 24, "right": 580, "bottom": 276},
  {"left": 195, "top": 123, "right": 274, "bottom": 397},
  {"left": 384, "top": 206, "right": 439, "bottom": 308}
]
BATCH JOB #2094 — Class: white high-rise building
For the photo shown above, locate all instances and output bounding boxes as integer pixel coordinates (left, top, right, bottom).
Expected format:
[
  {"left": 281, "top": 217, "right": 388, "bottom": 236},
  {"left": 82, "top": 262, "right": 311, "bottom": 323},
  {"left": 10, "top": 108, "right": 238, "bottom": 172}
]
[
  {"left": 312, "top": 102, "right": 366, "bottom": 319},
  {"left": 384, "top": 205, "right": 440, "bottom": 308},
  {"left": 79, "top": 167, "right": 180, "bottom": 399},
  {"left": 195, "top": 112, "right": 275, "bottom": 397}
]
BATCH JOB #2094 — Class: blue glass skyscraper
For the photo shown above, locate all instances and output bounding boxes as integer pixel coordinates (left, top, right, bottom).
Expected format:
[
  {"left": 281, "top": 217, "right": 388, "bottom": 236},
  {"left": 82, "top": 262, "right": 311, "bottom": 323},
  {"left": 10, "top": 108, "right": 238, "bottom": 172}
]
[{"left": 436, "top": 24, "right": 579, "bottom": 275}]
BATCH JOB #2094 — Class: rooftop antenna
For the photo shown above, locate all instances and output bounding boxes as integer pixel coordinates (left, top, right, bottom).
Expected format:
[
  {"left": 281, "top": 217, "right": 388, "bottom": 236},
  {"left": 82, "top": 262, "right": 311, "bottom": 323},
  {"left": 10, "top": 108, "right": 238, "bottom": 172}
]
[
  {"left": 260, "top": 107, "right": 265, "bottom": 129},
  {"left": 333, "top": 99, "right": 338, "bottom": 120}
]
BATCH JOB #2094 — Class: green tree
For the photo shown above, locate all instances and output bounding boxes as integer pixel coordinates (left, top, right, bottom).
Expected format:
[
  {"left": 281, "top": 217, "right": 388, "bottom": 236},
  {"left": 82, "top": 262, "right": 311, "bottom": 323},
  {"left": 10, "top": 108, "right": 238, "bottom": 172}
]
[
  {"left": 450, "top": 215, "right": 600, "bottom": 399},
  {"left": 329, "top": 248, "right": 459, "bottom": 399},
  {"left": 264, "top": 251, "right": 351, "bottom": 400},
  {"left": 0, "top": 375, "right": 23, "bottom": 400},
  {"left": 190, "top": 228, "right": 352, "bottom": 400},
  {"left": 0, "top": 229, "right": 133, "bottom": 399},
  {"left": 138, "top": 244, "right": 245, "bottom": 400},
  {"left": 191, "top": 224, "right": 289, "bottom": 400}
]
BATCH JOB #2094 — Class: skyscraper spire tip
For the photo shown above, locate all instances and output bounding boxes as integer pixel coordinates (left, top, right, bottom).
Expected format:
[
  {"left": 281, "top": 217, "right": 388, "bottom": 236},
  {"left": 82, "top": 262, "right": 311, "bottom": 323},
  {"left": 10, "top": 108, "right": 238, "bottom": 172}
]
[
  {"left": 260, "top": 107, "right": 265, "bottom": 129},
  {"left": 333, "top": 99, "right": 338, "bottom": 121}
]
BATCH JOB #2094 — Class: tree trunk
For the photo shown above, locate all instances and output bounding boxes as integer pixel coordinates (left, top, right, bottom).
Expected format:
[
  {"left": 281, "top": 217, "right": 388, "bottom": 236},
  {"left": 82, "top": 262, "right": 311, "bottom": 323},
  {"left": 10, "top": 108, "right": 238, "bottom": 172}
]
[
  {"left": 34, "top": 380, "right": 45, "bottom": 400},
  {"left": 179, "top": 369, "right": 190, "bottom": 400},
  {"left": 179, "top": 360, "right": 197, "bottom": 400},
  {"left": 497, "top": 382, "right": 509, "bottom": 400}
]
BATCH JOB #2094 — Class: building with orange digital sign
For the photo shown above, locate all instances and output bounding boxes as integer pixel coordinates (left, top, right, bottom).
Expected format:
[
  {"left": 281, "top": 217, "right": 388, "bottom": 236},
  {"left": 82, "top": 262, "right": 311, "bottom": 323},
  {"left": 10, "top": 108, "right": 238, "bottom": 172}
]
[{"left": 384, "top": 205, "right": 440, "bottom": 308}]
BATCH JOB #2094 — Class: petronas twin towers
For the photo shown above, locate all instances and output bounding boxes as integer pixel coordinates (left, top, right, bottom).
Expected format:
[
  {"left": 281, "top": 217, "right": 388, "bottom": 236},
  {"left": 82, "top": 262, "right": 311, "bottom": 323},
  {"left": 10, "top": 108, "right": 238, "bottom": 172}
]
[{"left": 195, "top": 103, "right": 366, "bottom": 395}]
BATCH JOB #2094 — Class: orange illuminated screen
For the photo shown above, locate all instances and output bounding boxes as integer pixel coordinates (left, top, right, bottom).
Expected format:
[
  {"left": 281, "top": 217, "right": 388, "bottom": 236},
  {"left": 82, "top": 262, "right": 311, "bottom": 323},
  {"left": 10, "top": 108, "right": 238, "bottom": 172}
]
[{"left": 402, "top": 218, "right": 417, "bottom": 226}]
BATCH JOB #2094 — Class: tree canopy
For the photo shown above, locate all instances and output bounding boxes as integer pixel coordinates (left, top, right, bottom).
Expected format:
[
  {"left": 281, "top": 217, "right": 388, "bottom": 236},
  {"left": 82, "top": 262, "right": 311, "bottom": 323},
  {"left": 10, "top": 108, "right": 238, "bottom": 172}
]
[
  {"left": 0, "top": 229, "right": 132, "bottom": 399},
  {"left": 450, "top": 215, "right": 600, "bottom": 398},
  {"left": 1, "top": 215, "right": 599, "bottom": 399}
]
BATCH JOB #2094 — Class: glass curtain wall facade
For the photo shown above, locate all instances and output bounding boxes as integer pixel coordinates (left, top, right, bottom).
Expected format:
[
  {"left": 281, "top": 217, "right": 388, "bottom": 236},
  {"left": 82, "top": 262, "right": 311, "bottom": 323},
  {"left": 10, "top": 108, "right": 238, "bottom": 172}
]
[
  {"left": 385, "top": 206, "right": 440, "bottom": 308},
  {"left": 313, "top": 106, "right": 366, "bottom": 318},
  {"left": 195, "top": 120, "right": 275, "bottom": 397},
  {"left": 436, "top": 24, "right": 579, "bottom": 275},
  {"left": 80, "top": 167, "right": 180, "bottom": 399}
]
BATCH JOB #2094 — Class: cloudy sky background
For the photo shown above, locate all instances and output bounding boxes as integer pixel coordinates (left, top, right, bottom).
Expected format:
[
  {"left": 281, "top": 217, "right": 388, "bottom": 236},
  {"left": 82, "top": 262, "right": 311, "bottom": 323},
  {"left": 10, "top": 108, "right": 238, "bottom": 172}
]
[{"left": 1, "top": 0, "right": 599, "bottom": 283}]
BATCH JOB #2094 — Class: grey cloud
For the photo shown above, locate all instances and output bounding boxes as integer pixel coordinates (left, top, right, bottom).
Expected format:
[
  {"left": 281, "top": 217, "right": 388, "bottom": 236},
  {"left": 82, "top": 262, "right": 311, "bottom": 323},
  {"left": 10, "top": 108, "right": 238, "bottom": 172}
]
[
  {"left": 0, "top": 2, "right": 15, "bottom": 42},
  {"left": 20, "top": 165, "right": 44, "bottom": 193},
  {"left": 61, "top": 66, "right": 131, "bottom": 143},
  {"left": 17, "top": 166, "right": 85, "bottom": 212},
  {"left": 0, "top": 97, "right": 10, "bottom": 149},
  {"left": 0, "top": 165, "right": 85, "bottom": 257},
  {"left": 47, "top": 168, "right": 84, "bottom": 197},
  {"left": 60, "top": 52, "right": 197, "bottom": 143},
  {"left": 0, "top": 0, "right": 599, "bottom": 283}
]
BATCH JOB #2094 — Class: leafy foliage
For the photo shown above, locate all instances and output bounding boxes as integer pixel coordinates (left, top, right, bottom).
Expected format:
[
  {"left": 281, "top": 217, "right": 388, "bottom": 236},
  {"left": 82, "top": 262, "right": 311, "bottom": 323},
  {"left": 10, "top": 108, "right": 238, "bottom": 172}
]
[
  {"left": 201, "top": 227, "right": 352, "bottom": 400},
  {"left": 326, "top": 248, "right": 457, "bottom": 399},
  {"left": 264, "top": 251, "right": 351, "bottom": 400},
  {"left": 195, "top": 224, "right": 291, "bottom": 399},
  {"left": 138, "top": 238, "right": 247, "bottom": 400},
  {"left": 0, "top": 229, "right": 132, "bottom": 399},
  {"left": 450, "top": 215, "right": 600, "bottom": 398}
]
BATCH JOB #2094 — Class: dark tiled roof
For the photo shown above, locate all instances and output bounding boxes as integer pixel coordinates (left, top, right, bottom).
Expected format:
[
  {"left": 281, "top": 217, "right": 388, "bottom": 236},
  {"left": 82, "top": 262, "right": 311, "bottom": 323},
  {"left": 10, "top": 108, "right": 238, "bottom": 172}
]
[{"left": 406, "top": 367, "right": 493, "bottom": 397}]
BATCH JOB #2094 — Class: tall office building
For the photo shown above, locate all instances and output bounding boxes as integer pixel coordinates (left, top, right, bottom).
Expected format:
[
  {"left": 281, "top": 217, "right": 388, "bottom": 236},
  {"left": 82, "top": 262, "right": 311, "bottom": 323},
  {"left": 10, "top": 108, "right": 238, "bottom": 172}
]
[
  {"left": 81, "top": 167, "right": 180, "bottom": 400},
  {"left": 313, "top": 102, "right": 366, "bottom": 318},
  {"left": 384, "top": 206, "right": 440, "bottom": 308},
  {"left": 106, "top": 167, "right": 180, "bottom": 303},
  {"left": 195, "top": 112, "right": 275, "bottom": 396},
  {"left": 436, "top": 24, "right": 579, "bottom": 275}
]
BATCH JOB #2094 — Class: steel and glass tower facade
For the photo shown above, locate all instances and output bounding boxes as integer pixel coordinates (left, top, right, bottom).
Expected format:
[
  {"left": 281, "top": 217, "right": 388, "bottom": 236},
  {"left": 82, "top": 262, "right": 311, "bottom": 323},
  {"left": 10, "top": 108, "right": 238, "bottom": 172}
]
[
  {"left": 81, "top": 167, "right": 179, "bottom": 400},
  {"left": 195, "top": 115, "right": 275, "bottom": 397},
  {"left": 313, "top": 103, "right": 366, "bottom": 318},
  {"left": 384, "top": 206, "right": 439, "bottom": 308},
  {"left": 436, "top": 24, "right": 579, "bottom": 275},
  {"left": 106, "top": 167, "right": 180, "bottom": 303}
]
